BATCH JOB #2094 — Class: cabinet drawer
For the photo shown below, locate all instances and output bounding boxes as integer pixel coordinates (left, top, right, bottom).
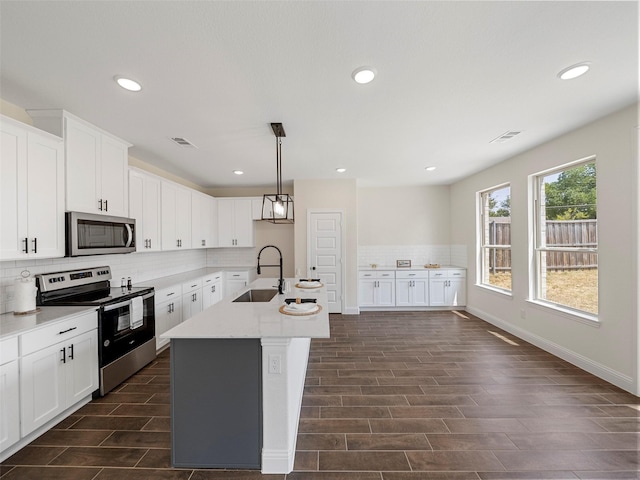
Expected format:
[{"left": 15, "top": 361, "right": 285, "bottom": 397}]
[
  {"left": 202, "top": 272, "right": 223, "bottom": 285},
  {"left": 448, "top": 269, "right": 466, "bottom": 278},
  {"left": 359, "top": 270, "right": 395, "bottom": 279},
  {"left": 395, "top": 270, "right": 429, "bottom": 279},
  {"left": 429, "top": 269, "right": 466, "bottom": 279},
  {"left": 182, "top": 279, "right": 202, "bottom": 294},
  {"left": 225, "top": 271, "right": 249, "bottom": 281},
  {"left": 155, "top": 285, "right": 181, "bottom": 302},
  {"left": 21, "top": 310, "right": 97, "bottom": 356},
  {"left": 0, "top": 336, "right": 19, "bottom": 365}
]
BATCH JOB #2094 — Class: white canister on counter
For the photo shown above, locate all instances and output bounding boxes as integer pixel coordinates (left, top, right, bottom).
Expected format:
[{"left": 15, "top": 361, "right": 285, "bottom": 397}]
[{"left": 14, "top": 270, "right": 37, "bottom": 314}]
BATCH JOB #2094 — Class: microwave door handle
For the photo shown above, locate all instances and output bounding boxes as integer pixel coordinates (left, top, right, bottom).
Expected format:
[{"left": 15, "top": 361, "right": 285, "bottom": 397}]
[{"left": 124, "top": 224, "right": 134, "bottom": 247}]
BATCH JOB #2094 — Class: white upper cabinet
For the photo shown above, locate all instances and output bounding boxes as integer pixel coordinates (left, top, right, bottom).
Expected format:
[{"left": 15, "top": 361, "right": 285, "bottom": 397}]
[
  {"left": 192, "top": 191, "right": 217, "bottom": 249},
  {"left": 0, "top": 115, "right": 65, "bottom": 260},
  {"left": 129, "top": 168, "right": 162, "bottom": 252},
  {"left": 217, "top": 198, "right": 254, "bottom": 247},
  {"left": 28, "top": 110, "right": 131, "bottom": 217},
  {"left": 161, "top": 181, "right": 192, "bottom": 250}
]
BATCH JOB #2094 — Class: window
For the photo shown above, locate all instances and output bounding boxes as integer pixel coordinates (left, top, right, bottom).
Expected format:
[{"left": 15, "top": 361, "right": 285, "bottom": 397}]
[
  {"left": 533, "top": 158, "right": 597, "bottom": 316},
  {"left": 479, "top": 184, "right": 512, "bottom": 292}
]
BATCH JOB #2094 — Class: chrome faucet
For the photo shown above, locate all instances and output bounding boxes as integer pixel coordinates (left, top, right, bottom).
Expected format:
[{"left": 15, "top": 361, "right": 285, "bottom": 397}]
[{"left": 257, "top": 245, "right": 284, "bottom": 294}]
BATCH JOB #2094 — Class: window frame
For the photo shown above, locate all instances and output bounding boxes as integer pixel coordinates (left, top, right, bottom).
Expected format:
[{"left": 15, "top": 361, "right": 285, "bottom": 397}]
[
  {"left": 530, "top": 156, "right": 598, "bottom": 319},
  {"left": 477, "top": 183, "right": 512, "bottom": 294}
]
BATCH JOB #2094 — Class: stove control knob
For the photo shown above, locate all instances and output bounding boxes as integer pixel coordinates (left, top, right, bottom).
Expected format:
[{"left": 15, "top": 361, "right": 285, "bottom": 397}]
[{"left": 103, "top": 339, "right": 110, "bottom": 347}]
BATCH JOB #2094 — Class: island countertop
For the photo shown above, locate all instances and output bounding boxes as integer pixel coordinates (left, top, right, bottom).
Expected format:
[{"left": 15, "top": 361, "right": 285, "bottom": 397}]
[{"left": 161, "top": 277, "right": 330, "bottom": 340}]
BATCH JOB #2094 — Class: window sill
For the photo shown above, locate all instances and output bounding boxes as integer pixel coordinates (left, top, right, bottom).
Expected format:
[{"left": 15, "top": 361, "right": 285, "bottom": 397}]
[
  {"left": 525, "top": 299, "right": 600, "bottom": 327},
  {"left": 475, "top": 283, "right": 513, "bottom": 298}
]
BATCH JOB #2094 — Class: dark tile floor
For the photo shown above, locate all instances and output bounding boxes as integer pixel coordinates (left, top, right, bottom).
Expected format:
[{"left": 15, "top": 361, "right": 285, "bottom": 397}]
[{"left": 2, "top": 311, "right": 639, "bottom": 479}]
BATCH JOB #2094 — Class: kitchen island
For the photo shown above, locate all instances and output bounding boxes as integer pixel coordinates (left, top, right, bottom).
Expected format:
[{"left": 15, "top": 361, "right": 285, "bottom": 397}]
[{"left": 161, "top": 278, "right": 330, "bottom": 474}]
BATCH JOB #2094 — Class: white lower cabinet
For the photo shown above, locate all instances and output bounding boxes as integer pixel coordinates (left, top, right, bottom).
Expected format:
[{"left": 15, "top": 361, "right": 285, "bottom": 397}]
[
  {"left": 395, "top": 271, "right": 429, "bottom": 307},
  {"left": 429, "top": 269, "right": 466, "bottom": 307},
  {"left": 0, "top": 337, "right": 19, "bottom": 453},
  {"left": 225, "top": 271, "right": 249, "bottom": 298},
  {"left": 182, "top": 279, "right": 203, "bottom": 321},
  {"left": 19, "top": 312, "right": 98, "bottom": 437},
  {"left": 154, "top": 285, "right": 183, "bottom": 350},
  {"left": 202, "top": 273, "right": 223, "bottom": 309},
  {"left": 358, "top": 271, "right": 396, "bottom": 307}
]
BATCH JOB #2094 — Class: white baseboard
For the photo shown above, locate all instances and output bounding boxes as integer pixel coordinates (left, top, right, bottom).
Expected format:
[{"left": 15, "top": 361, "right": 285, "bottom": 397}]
[
  {"left": 343, "top": 307, "right": 359, "bottom": 315},
  {"left": 261, "top": 448, "right": 294, "bottom": 474},
  {"left": 466, "top": 306, "right": 637, "bottom": 395}
]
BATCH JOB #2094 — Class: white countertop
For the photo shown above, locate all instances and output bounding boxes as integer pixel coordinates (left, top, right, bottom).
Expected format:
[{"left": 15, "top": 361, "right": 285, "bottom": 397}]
[
  {"left": 162, "top": 277, "right": 330, "bottom": 340},
  {"left": 358, "top": 265, "right": 465, "bottom": 271},
  {"left": 0, "top": 306, "right": 98, "bottom": 339},
  {"left": 136, "top": 266, "right": 255, "bottom": 291}
]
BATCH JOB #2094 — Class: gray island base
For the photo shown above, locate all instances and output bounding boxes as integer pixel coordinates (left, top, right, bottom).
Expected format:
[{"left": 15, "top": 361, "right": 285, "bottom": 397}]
[
  {"left": 171, "top": 338, "right": 262, "bottom": 469},
  {"left": 162, "top": 278, "right": 330, "bottom": 474}
]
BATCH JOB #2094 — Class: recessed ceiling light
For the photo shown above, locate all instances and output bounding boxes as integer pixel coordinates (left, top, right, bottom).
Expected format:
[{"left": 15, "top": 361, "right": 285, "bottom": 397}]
[
  {"left": 114, "top": 76, "right": 142, "bottom": 92},
  {"left": 557, "top": 62, "right": 590, "bottom": 80},
  {"left": 336, "top": 168, "right": 346, "bottom": 173},
  {"left": 425, "top": 166, "right": 436, "bottom": 171},
  {"left": 233, "top": 170, "right": 244, "bottom": 175},
  {"left": 352, "top": 66, "right": 376, "bottom": 84}
]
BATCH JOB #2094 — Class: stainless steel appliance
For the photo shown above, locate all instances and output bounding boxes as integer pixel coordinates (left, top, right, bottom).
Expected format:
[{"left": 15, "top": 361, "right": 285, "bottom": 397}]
[
  {"left": 35, "top": 266, "right": 155, "bottom": 396},
  {"left": 66, "top": 211, "right": 136, "bottom": 256}
]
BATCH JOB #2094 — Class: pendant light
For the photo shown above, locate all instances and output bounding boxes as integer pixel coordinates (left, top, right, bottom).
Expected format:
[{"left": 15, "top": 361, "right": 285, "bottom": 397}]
[{"left": 262, "top": 123, "right": 294, "bottom": 223}]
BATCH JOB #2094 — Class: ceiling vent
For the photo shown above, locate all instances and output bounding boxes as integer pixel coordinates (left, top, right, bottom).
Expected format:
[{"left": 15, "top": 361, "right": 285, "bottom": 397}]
[
  {"left": 169, "top": 137, "right": 197, "bottom": 148},
  {"left": 490, "top": 131, "right": 522, "bottom": 144}
]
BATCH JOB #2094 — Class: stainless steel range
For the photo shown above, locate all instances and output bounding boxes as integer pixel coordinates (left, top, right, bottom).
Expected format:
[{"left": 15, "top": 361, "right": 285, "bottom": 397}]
[{"left": 35, "top": 266, "right": 156, "bottom": 396}]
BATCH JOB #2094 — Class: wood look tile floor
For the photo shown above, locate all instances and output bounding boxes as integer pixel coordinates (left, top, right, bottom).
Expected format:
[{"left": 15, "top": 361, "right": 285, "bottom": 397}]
[{"left": 2, "top": 311, "right": 639, "bottom": 480}]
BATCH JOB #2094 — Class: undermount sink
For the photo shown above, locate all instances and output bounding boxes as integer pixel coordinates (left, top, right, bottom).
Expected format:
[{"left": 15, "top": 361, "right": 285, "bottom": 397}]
[{"left": 232, "top": 289, "right": 279, "bottom": 303}]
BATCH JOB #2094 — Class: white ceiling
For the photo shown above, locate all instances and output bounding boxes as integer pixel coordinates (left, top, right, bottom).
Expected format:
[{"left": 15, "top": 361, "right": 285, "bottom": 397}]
[{"left": 1, "top": 1, "right": 637, "bottom": 188}]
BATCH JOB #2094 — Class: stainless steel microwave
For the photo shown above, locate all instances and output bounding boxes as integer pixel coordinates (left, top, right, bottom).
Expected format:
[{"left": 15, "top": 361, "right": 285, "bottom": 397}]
[{"left": 66, "top": 212, "right": 136, "bottom": 256}]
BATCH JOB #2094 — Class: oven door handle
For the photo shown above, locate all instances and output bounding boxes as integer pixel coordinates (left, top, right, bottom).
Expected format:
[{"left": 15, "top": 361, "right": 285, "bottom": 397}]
[
  {"left": 103, "top": 299, "right": 132, "bottom": 312},
  {"left": 124, "top": 223, "right": 134, "bottom": 248}
]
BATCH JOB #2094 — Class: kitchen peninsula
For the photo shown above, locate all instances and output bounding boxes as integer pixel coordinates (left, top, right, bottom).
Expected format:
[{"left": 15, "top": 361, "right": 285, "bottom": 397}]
[{"left": 161, "top": 277, "right": 330, "bottom": 474}]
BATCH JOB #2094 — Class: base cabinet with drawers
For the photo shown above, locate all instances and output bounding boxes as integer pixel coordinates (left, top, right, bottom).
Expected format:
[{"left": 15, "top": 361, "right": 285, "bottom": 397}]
[
  {"left": 0, "top": 310, "right": 99, "bottom": 461},
  {"left": 182, "top": 279, "right": 203, "bottom": 322},
  {"left": 358, "top": 271, "right": 396, "bottom": 307},
  {"left": 395, "top": 270, "right": 429, "bottom": 307},
  {"left": 202, "top": 273, "right": 223, "bottom": 309},
  {"left": 428, "top": 269, "right": 466, "bottom": 307},
  {"left": 20, "top": 312, "right": 98, "bottom": 437},
  {"left": 155, "top": 285, "right": 183, "bottom": 351},
  {"left": 359, "top": 268, "right": 466, "bottom": 309}
]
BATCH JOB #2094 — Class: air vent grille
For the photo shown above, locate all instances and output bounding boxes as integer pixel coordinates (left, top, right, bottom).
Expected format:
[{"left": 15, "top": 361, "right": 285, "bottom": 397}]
[
  {"left": 170, "top": 137, "right": 197, "bottom": 148},
  {"left": 490, "top": 131, "right": 522, "bottom": 144}
]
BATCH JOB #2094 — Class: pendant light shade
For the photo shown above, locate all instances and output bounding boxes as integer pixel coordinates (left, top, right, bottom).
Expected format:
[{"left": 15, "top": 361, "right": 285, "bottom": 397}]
[{"left": 262, "top": 123, "right": 294, "bottom": 224}]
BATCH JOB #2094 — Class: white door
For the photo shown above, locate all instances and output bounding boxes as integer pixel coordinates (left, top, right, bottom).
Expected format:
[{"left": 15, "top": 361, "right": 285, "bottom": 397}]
[
  {"left": 308, "top": 211, "right": 343, "bottom": 313},
  {"left": 65, "top": 330, "right": 99, "bottom": 405},
  {"left": 65, "top": 117, "right": 100, "bottom": 214},
  {"left": 100, "top": 135, "right": 129, "bottom": 217}
]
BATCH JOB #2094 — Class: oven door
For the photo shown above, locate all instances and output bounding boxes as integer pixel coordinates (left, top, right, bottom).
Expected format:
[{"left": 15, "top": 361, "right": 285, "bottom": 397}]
[{"left": 100, "top": 292, "right": 155, "bottom": 366}]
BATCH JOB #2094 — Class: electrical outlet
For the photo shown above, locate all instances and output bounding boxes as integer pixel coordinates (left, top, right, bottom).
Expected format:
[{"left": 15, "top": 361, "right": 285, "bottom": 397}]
[{"left": 268, "top": 354, "right": 281, "bottom": 374}]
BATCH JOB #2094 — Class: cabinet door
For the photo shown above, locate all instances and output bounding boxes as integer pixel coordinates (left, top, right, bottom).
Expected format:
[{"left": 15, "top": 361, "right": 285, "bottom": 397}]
[
  {"left": 429, "top": 278, "right": 448, "bottom": 306},
  {"left": 175, "top": 187, "right": 192, "bottom": 249},
  {"left": 0, "top": 360, "right": 20, "bottom": 452},
  {"left": 26, "top": 132, "right": 65, "bottom": 258},
  {"left": 217, "top": 198, "right": 235, "bottom": 247},
  {"left": 65, "top": 330, "right": 99, "bottom": 406},
  {"left": 20, "top": 342, "right": 66, "bottom": 436},
  {"left": 161, "top": 182, "right": 178, "bottom": 250},
  {"left": 0, "top": 120, "right": 27, "bottom": 260},
  {"left": 100, "top": 136, "right": 129, "bottom": 217},
  {"left": 202, "top": 280, "right": 223, "bottom": 309},
  {"left": 358, "top": 279, "right": 376, "bottom": 307},
  {"left": 412, "top": 279, "right": 429, "bottom": 306},
  {"left": 155, "top": 301, "right": 171, "bottom": 350},
  {"left": 446, "top": 278, "right": 466, "bottom": 306},
  {"left": 395, "top": 279, "right": 411, "bottom": 306},
  {"left": 182, "top": 292, "right": 201, "bottom": 321},
  {"left": 65, "top": 118, "right": 100, "bottom": 214},
  {"left": 129, "top": 171, "right": 145, "bottom": 251},
  {"left": 376, "top": 279, "right": 396, "bottom": 306},
  {"left": 233, "top": 199, "right": 254, "bottom": 247},
  {"left": 143, "top": 175, "right": 162, "bottom": 251},
  {"left": 191, "top": 192, "right": 204, "bottom": 248}
]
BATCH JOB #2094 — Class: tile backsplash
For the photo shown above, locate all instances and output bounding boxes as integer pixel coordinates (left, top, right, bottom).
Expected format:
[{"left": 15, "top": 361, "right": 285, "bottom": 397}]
[{"left": 358, "top": 244, "right": 467, "bottom": 269}]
